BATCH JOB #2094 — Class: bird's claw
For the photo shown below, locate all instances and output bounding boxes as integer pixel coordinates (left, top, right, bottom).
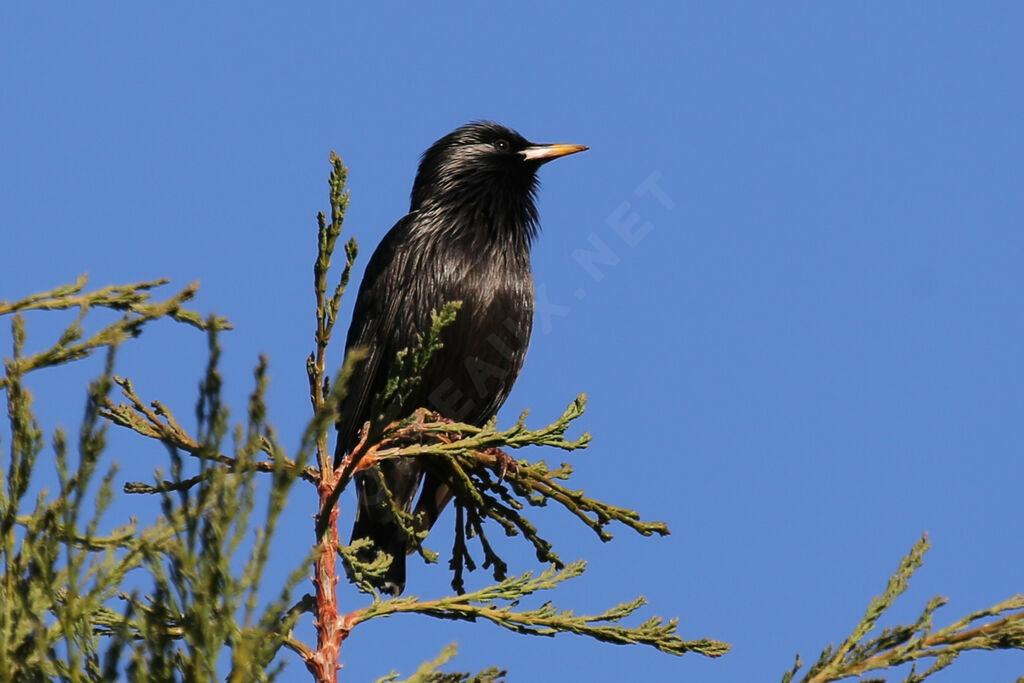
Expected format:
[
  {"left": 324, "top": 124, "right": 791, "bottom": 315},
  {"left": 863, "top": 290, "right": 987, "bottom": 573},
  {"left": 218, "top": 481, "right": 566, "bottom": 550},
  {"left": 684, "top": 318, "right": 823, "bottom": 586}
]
[{"left": 483, "top": 447, "right": 518, "bottom": 482}]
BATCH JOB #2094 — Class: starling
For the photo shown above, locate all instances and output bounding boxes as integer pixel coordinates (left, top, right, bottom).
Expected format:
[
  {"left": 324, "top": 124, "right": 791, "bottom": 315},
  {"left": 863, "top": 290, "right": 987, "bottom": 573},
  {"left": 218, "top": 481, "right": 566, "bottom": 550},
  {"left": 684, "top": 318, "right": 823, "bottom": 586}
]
[{"left": 336, "top": 121, "right": 587, "bottom": 595}]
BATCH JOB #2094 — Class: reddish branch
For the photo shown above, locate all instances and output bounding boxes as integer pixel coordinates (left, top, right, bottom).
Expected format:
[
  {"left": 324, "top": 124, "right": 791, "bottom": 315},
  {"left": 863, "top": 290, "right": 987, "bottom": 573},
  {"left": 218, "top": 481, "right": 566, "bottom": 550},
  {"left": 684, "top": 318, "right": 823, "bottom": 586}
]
[{"left": 305, "top": 468, "right": 347, "bottom": 682}]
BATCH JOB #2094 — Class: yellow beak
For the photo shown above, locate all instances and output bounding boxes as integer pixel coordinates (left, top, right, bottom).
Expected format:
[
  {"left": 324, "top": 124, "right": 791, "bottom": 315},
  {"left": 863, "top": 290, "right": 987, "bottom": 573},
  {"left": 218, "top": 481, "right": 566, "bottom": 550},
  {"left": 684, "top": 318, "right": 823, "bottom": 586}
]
[{"left": 520, "top": 143, "right": 589, "bottom": 162}]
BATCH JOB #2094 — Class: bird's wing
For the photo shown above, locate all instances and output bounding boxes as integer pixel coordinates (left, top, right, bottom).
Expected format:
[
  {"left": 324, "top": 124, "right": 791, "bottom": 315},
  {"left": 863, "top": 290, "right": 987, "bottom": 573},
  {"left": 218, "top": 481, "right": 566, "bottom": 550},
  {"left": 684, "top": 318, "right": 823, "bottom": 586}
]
[
  {"left": 335, "top": 213, "right": 419, "bottom": 461},
  {"left": 340, "top": 212, "right": 430, "bottom": 596}
]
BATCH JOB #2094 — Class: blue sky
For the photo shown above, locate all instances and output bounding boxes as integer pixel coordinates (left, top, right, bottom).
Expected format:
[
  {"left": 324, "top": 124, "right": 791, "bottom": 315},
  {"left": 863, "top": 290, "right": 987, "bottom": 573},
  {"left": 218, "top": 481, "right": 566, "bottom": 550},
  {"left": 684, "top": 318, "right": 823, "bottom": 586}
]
[{"left": 3, "top": 3, "right": 1023, "bottom": 681}]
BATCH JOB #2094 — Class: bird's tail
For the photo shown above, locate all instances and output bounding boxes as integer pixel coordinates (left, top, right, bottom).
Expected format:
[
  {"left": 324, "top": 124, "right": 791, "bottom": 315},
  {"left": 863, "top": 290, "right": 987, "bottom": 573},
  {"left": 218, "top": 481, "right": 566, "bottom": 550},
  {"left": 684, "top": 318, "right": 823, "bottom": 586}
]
[
  {"left": 411, "top": 475, "right": 454, "bottom": 537},
  {"left": 348, "top": 460, "right": 423, "bottom": 596},
  {"left": 349, "top": 509, "right": 407, "bottom": 597}
]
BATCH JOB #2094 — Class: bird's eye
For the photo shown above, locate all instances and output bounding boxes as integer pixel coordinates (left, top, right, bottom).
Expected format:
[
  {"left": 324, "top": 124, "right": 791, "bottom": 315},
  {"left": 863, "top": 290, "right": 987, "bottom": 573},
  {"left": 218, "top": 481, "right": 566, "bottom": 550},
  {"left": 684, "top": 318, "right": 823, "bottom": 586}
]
[{"left": 494, "top": 139, "right": 511, "bottom": 152}]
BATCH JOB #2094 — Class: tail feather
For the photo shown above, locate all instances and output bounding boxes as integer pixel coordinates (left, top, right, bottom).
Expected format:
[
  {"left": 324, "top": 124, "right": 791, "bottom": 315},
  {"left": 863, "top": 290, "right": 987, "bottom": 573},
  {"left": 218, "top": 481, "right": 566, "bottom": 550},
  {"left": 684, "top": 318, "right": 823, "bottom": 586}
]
[
  {"left": 412, "top": 474, "right": 454, "bottom": 536},
  {"left": 350, "top": 510, "right": 407, "bottom": 597},
  {"left": 348, "top": 459, "right": 423, "bottom": 596}
]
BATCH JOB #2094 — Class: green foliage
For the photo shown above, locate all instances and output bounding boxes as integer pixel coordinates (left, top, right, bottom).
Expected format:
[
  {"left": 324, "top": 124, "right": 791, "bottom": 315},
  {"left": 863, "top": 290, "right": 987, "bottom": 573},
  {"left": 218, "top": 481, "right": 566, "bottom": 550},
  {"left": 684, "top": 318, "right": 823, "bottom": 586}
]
[
  {"left": 373, "top": 643, "right": 506, "bottom": 683},
  {"left": 339, "top": 396, "right": 664, "bottom": 595},
  {"left": 355, "top": 562, "right": 726, "bottom": 657},
  {"left": 782, "top": 535, "right": 1024, "bottom": 682},
  {"left": 4, "top": 151, "right": 1018, "bottom": 681},
  {"left": 0, "top": 281, "right": 240, "bottom": 681},
  {"left": 2, "top": 152, "right": 705, "bottom": 680},
  {"left": 1, "top": 282, "right": 313, "bottom": 681},
  {"left": 105, "top": 338, "right": 313, "bottom": 682}
]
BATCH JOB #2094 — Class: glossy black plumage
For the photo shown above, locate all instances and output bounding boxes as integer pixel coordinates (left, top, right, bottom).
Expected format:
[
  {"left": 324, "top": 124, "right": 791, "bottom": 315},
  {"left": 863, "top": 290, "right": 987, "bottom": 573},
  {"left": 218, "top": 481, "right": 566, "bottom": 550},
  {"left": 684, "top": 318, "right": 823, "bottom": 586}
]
[{"left": 336, "top": 122, "right": 586, "bottom": 595}]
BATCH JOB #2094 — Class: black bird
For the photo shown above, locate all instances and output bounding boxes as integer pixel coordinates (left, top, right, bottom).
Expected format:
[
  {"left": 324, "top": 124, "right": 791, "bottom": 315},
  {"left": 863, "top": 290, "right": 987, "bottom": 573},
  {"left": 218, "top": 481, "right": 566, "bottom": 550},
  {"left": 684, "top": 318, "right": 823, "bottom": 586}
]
[{"left": 336, "top": 121, "right": 587, "bottom": 595}]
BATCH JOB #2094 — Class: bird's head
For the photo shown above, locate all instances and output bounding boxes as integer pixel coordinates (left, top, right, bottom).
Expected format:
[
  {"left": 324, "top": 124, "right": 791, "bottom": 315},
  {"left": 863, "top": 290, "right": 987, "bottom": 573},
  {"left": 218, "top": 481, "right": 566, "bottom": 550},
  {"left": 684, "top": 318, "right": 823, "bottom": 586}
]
[{"left": 409, "top": 122, "right": 587, "bottom": 230}]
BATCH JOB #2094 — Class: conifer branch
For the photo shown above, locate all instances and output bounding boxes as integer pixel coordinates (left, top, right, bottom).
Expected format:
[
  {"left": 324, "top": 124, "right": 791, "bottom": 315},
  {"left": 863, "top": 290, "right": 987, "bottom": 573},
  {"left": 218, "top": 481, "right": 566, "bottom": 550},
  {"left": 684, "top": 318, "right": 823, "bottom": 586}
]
[
  {"left": 340, "top": 400, "right": 667, "bottom": 592},
  {"left": 309, "top": 151, "right": 356, "bottom": 474},
  {"left": 350, "top": 562, "right": 728, "bottom": 658},
  {"left": 0, "top": 277, "right": 227, "bottom": 391},
  {"left": 306, "top": 151, "right": 357, "bottom": 682},
  {"left": 3, "top": 277, "right": 313, "bottom": 680},
  {"left": 101, "top": 375, "right": 318, "bottom": 487},
  {"left": 373, "top": 643, "right": 506, "bottom": 683},
  {"left": 783, "top": 534, "right": 1024, "bottom": 682},
  {"left": 0, "top": 274, "right": 228, "bottom": 331},
  {"left": 2, "top": 152, "right": 725, "bottom": 680}
]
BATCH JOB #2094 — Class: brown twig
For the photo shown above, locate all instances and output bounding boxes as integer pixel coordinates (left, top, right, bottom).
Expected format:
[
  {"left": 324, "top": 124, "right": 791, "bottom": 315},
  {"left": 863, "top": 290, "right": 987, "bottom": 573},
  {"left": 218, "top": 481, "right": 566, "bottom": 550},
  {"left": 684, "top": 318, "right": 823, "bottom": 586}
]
[{"left": 101, "top": 376, "right": 318, "bottom": 487}]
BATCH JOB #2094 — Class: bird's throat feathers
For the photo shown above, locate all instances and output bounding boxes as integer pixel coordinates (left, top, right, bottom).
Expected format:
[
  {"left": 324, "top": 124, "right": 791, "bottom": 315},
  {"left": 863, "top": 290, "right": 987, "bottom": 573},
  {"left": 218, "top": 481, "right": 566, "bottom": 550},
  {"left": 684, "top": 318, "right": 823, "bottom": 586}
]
[
  {"left": 415, "top": 180, "right": 544, "bottom": 254},
  {"left": 411, "top": 170, "right": 541, "bottom": 253}
]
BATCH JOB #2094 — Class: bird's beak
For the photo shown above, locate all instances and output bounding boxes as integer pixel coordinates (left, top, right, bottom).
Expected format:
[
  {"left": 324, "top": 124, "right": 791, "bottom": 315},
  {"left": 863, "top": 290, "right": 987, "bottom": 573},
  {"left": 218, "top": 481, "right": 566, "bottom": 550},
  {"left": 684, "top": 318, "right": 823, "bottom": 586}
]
[{"left": 520, "top": 143, "right": 589, "bottom": 163}]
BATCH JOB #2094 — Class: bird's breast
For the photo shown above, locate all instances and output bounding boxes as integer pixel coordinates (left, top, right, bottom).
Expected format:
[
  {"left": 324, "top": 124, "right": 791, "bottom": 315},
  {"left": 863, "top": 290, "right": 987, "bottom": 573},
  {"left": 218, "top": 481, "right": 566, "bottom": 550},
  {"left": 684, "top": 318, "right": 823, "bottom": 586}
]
[{"left": 413, "top": 244, "right": 534, "bottom": 426}]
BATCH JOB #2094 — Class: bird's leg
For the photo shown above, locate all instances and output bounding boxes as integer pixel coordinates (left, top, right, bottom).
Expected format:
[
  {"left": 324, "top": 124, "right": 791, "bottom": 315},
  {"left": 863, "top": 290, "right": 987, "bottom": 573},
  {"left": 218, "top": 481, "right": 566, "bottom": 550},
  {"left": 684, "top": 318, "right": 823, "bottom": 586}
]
[
  {"left": 429, "top": 410, "right": 449, "bottom": 422},
  {"left": 420, "top": 413, "right": 518, "bottom": 478},
  {"left": 481, "top": 447, "right": 519, "bottom": 482},
  {"left": 420, "top": 412, "right": 519, "bottom": 481}
]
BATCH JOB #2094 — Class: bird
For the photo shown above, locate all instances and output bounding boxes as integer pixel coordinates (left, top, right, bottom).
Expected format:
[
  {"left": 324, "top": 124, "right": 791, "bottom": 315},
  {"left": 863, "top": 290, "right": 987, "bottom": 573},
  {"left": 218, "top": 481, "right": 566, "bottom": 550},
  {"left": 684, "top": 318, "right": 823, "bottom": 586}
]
[{"left": 335, "top": 121, "right": 587, "bottom": 596}]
